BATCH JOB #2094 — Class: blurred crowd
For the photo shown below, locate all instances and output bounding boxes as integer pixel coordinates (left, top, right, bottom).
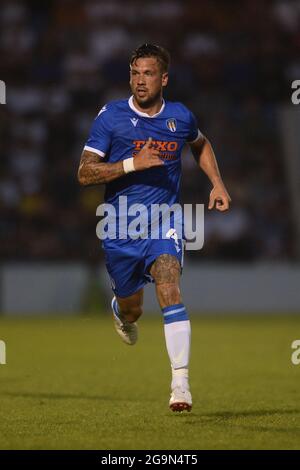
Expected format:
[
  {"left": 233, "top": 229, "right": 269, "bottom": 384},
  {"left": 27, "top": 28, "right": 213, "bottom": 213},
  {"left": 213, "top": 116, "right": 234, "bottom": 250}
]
[{"left": 0, "top": 0, "right": 299, "bottom": 262}]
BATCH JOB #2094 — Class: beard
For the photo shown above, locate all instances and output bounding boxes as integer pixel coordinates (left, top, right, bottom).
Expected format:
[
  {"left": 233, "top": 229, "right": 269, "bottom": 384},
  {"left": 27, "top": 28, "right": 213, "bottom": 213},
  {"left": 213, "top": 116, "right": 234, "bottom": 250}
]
[{"left": 132, "top": 88, "right": 162, "bottom": 109}]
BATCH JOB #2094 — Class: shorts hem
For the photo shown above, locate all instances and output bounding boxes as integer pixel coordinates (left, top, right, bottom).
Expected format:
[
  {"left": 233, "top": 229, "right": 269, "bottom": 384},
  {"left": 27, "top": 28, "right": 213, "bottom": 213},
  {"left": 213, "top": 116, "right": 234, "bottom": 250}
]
[{"left": 113, "top": 281, "right": 147, "bottom": 299}]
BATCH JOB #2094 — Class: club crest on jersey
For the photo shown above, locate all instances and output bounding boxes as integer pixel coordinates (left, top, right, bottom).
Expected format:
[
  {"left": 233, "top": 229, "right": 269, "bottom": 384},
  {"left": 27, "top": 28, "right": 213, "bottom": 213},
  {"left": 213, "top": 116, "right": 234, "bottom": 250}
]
[{"left": 166, "top": 118, "right": 177, "bottom": 133}]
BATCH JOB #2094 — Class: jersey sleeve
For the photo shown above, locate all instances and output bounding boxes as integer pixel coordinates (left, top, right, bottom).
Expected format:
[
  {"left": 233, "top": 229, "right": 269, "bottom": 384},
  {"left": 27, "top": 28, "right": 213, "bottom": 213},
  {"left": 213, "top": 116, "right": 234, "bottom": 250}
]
[
  {"left": 186, "top": 110, "right": 203, "bottom": 143},
  {"left": 83, "top": 104, "right": 114, "bottom": 157}
]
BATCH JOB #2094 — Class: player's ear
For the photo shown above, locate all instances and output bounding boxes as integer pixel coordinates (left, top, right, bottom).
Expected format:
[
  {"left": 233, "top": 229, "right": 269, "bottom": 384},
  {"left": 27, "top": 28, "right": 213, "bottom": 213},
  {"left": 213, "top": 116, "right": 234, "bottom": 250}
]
[{"left": 162, "top": 72, "right": 168, "bottom": 87}]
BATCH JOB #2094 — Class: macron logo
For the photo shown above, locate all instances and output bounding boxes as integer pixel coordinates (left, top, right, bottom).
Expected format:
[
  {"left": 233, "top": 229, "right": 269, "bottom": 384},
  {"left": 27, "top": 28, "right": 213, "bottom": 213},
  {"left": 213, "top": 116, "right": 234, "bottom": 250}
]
[{"left": 130, "top": 117, "right": 139, "bottom": 127}]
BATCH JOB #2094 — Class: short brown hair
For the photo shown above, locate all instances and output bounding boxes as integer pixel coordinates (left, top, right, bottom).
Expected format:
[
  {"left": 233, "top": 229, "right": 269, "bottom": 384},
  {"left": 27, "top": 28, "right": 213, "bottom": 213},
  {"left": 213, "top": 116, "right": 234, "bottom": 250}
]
[{"left": 130, "top": 44, "right": 170, "bottom": 73}]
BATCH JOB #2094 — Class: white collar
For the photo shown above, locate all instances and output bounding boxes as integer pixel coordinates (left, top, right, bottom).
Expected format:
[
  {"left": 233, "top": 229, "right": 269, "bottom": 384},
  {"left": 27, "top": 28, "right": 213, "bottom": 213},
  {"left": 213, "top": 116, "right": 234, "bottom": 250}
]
[{"left": 128, "top": 95, "right": 165, "bottom": 118}]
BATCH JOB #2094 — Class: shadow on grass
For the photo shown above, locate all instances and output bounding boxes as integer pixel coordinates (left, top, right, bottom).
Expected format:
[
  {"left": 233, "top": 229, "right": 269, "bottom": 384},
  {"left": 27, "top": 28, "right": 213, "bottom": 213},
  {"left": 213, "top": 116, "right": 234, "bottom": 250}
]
[
  {"left": 203, "top": 409, "right": 300, "bottom": 419},
  {"left": 168, "top": 408, "right": 300, "bottom": 419},
  {"left": 171, "top": 408, "right": 300, "bottom": 435}
]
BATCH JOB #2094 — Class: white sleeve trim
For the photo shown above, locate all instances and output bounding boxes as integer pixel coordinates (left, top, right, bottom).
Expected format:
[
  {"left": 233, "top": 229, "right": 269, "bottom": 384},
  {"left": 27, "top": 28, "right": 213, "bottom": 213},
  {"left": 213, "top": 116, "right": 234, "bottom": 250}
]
[
  {"left": 83, "top": 145, "right": 106, "bottom": 157},
  {"left": 187, "top": 129, "right": 203, "bottom": 144}
]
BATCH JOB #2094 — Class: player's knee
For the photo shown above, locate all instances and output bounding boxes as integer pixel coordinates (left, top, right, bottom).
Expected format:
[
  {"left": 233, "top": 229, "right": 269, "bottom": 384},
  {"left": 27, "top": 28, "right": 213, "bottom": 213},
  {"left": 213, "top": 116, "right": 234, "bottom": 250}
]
[
  {"left": 120, "top": 305, "right": 143, "bottom": 323},
  {"left": 156, "top": 283, "right": 182, "bottom": 308}
]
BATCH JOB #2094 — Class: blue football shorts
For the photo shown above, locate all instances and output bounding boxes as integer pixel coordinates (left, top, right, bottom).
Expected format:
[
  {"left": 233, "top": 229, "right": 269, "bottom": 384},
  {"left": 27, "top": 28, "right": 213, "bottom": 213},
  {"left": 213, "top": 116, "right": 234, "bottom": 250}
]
[{"left": 103, "top": 236, "right": 185, "bottom": 298}]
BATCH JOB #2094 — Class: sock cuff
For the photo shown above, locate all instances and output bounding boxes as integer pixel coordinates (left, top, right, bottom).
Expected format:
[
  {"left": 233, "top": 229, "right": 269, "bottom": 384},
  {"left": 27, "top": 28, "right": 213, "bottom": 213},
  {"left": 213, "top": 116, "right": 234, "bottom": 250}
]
[
  {"left": 112, "top": 297, "right": 120, "bottom": 317},
  {"left": 162, "top": 303, "right": 184, "bottom": 314},
  {"left": 162, "top": 303, "right": 188, "bottom": 324}
]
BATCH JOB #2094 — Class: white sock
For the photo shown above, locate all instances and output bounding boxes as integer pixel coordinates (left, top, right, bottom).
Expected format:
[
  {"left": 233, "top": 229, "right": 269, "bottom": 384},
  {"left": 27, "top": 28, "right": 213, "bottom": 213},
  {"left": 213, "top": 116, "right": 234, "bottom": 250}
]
[
  {"left": 171, "top": 366, "right": 189, "bottom": 391},
  {"left": 162, "top": 303, "right": 191, "bottom": 390}
]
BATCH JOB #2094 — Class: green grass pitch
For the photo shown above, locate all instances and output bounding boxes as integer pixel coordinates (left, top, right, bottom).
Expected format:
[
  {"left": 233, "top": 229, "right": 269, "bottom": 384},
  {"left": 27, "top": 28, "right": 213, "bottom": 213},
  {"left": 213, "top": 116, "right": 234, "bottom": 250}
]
[{"left": 0, "top": 314, "right": 300, "bottom": 449}]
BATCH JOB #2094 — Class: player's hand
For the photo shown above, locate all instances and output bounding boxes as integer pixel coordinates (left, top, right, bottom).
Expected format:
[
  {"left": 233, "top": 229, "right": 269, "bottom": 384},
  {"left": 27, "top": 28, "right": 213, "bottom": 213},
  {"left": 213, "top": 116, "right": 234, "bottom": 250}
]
[
  {"left": 134, "top": 137, "right": 164, "bottom": 171},
  {"left": 208, "top": 182, "right": 231, "bottom": 212}
]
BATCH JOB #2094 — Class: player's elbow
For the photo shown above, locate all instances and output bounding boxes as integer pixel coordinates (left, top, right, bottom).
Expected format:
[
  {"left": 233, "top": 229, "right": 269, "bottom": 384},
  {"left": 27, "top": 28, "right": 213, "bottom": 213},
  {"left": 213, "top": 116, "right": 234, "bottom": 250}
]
[{"left": 77, "top": 166, "right": 88, "bottom": 186}]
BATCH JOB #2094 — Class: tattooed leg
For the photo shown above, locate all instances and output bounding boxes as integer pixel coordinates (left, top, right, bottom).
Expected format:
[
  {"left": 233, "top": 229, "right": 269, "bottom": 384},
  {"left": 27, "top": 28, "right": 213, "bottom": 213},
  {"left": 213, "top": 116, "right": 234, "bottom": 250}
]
[
  {"left": 150, "top": 254, "right": 182, "bottom": 308},
  {"left": 151, "top": 255, "right": 191, "bottom": 401}
]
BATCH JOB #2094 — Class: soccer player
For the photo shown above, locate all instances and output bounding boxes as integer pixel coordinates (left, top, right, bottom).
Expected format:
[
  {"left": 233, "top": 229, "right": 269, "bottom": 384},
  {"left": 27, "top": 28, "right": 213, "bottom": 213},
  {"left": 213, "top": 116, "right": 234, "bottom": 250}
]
[{"left": 78, "top": 44, "right": 231, "bottom": 412}]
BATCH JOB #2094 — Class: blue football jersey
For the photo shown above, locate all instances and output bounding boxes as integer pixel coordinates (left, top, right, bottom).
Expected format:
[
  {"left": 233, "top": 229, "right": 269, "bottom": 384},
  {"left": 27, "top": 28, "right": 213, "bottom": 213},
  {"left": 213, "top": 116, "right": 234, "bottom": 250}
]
[{"left": 84, "top": 96, "right": 202, "bottom": 236}]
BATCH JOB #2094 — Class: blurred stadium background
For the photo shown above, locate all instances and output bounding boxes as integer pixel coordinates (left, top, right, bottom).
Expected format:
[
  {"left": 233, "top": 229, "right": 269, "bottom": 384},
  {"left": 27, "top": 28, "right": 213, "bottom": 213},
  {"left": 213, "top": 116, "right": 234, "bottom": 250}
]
[
  {"left": 1, "top": 0, "right": 300, "bottom": 451},
  {"left": 0, "top": 0, "right": 300, "bottom": 314}
]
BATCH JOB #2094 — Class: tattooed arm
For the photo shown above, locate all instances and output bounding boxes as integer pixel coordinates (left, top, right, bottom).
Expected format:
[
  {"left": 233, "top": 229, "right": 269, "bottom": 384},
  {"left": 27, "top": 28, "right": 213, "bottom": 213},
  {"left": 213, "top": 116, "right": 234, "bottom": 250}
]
[
  {"left": 77, "top": 150, "right": 125, "bottom": 186},
  {"left": 78, "top": 138, "right": 163, "bottom": 186}
]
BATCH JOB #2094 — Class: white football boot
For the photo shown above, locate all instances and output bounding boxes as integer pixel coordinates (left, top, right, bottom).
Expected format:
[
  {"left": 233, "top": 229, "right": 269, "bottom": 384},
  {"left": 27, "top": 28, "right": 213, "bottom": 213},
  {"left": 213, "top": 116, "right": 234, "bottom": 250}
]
[
  {"left": 111, "top": 297, "right": 138, "bottom": 346},
  {"left": 169, "top": 387, "right": 192, "bottom": 412}
]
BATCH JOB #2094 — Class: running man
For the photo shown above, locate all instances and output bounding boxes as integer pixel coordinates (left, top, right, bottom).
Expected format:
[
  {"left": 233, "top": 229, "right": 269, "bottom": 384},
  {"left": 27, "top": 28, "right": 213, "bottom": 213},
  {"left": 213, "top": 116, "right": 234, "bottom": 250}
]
[{"left": 78, "top": 44, "right": 231, "bottom": 412}]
